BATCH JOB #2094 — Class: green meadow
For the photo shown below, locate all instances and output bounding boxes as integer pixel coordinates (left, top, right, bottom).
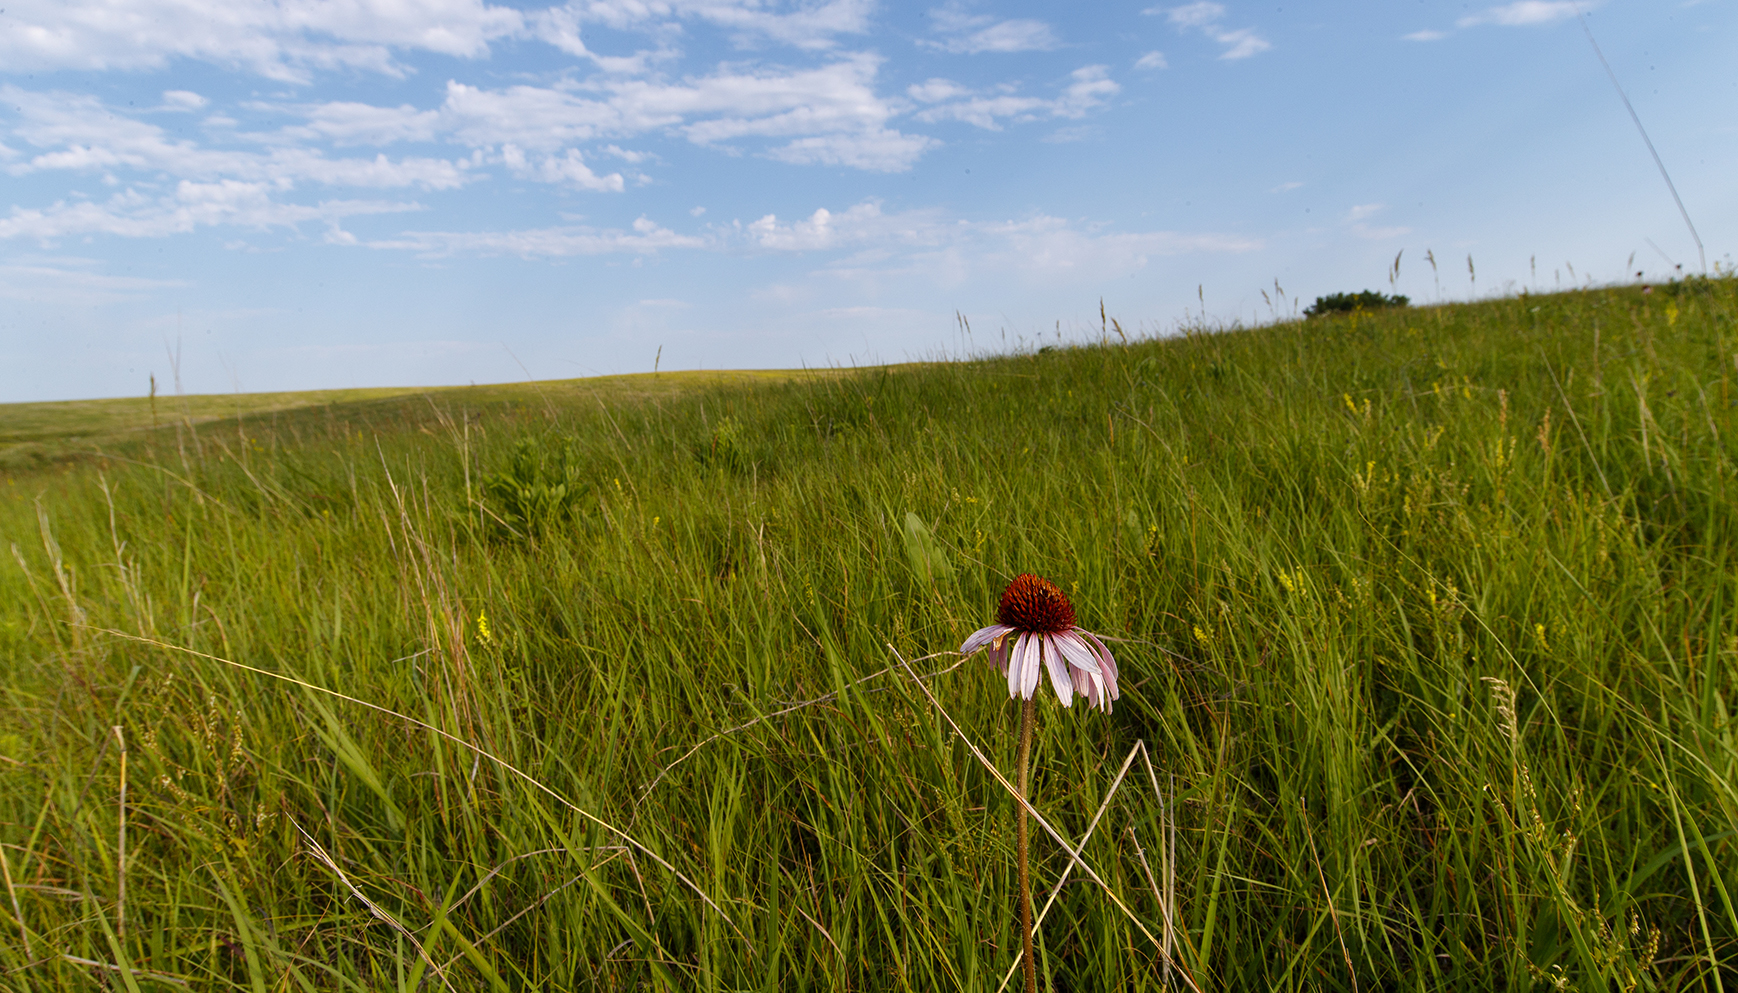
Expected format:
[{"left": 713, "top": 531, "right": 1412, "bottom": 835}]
[{"left": 3, "top": 279, "right": 1737, "bottom": 990}]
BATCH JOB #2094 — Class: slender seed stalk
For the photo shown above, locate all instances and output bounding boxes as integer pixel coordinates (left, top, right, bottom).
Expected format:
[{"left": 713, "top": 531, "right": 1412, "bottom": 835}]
[{"left": 1016, "top": 692, "right": 1037, "bottom": 993}]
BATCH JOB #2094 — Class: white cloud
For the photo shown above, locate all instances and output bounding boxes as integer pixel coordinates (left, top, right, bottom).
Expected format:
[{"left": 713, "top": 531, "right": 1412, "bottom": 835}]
[
  {"left": 530, "top": 0, "right": 874, "bottom": 53},
  {"left": 0, "top": 0, "right": 874, "bottom": 82},
  {"left": 0, "top": 0, "right": 525, "bottom": 81},
  {"left": 907, "top": 79, "right": 972, "bottom": 103},
  {"left": 420, "top": 56, "right": 930, "bottom": 169},
  {"left": 745, "top": 201, "right": 941, "bottom": 251},
  {"left": 161, "top": 90, "right": 209, "bottom": 111},
  {"left": 1458, "top": 1, "right": 1584, "bottom": 27},
  {"left": 913, "top": 66, "right": 1119, "bottom": 131},
  {"left": 6, "top": 87, "right": 478, "bottom": 191},
  {"left": 365, "top": 216, "right": 705, "bottom": 257},
  {"left": 1344, "top": 203, "right": 1408, "bottom": 239},
  {"left": 1161, "top": 2, "right": 1226, "bottom": 29},
  {"left": 766, "top": 130, "right": 940, "bottom": 172},
  {"left": 1404, "top": 29, "right": 1449, "bottom": 41},
  {"left": 1212, "top": 29, "right": 1270, "bottom": 60},
  {"left": 923, "top": 2, "right": 1060, "bottom": 53},
  {"left": 1135, "top": 51, "right": 1168, "bottom": 70},
  {"left": 355, "top": 199, "right": 1262, "bottom": 274},
  {"left": 1149, "top": 2, "right": 1271, "bottom": 60},
  {"left": 501, "top": 145, "right": 626, "bottom": 191},
  {"left": 0, "top": 182, "right": 421, "bottom": 242},
  {"left": 1270, "top": 180, "right": 1303, "bottom": 192},
  {"left": 736, "top": 199, "right": 1261, "bottom": 286},
  {"left": 0, "top": 259, "right": 192, "bottom": 304}
]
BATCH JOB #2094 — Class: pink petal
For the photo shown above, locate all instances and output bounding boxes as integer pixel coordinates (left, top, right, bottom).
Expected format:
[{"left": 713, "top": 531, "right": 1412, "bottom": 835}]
[
  {"left": 1078, "top": 628, "right": 1121, "bottom": 701},
  {"left": 1052, "top": 630, "right": 1102, "bottom": 675},
  {"left": 1019, "top": 634, "right": 1043, "bottom": 700},
  {"left": 1007, "top": 633, "right": 1029, "bottom": 699},
  {"left": 960, "top": 624, "right": 1013, "bottom": 656},
  {"left": 1042, "top": 636, "right": 1074, "bottom": 707},
  {"left": 988, "top": 636, "right": 1012, "bottom": 675}
]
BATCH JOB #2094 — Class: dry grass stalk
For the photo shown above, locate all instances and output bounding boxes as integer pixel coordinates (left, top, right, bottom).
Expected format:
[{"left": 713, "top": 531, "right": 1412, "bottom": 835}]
[{"left": 292, "top": 819, "right": 449, "bottom": 989}]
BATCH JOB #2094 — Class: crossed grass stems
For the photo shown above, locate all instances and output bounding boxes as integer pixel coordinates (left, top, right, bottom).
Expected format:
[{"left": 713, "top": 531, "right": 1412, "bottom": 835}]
[{"left": 89, "top": 627, "right": 1198, "bottom": 991}]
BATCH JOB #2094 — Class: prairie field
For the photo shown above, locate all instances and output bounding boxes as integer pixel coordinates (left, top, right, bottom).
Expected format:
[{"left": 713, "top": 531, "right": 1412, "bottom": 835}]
[{"left": 3, "top": 279, "right": 1738, "bottom": 990}]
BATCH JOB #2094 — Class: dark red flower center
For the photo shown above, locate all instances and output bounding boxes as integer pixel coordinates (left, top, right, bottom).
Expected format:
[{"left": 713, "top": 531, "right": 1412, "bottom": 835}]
[{"left": 997, "top": 573, "right": 1076, "bottom": 633}]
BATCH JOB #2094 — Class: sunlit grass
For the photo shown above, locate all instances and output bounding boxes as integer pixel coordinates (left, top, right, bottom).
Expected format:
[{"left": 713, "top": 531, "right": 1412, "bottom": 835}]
[{"left": 2, "top": 277, "right": 1736, "bottom": 989}]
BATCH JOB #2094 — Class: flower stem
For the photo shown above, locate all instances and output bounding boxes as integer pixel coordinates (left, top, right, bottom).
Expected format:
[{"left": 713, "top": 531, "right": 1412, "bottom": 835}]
[{"left": 1016, "top": 692, "right": 1037, "bottom": 993}]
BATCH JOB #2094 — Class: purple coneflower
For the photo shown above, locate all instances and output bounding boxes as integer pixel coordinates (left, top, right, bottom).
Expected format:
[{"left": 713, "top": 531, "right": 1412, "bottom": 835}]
[
  {"left": 960, "top": 573, "right": 1120, "bottom": 992},
  {"left": 960, "top": 573, "right": 1120, "bottom": 712}
]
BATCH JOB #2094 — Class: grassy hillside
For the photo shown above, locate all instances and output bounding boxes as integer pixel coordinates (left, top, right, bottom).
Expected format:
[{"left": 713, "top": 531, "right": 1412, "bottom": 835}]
[
  {"left": 0, "top": 368, "right": 857, "bottom": 472},
  {"left": 3, "top": 278, "right": 1737, "bottom": 991}
]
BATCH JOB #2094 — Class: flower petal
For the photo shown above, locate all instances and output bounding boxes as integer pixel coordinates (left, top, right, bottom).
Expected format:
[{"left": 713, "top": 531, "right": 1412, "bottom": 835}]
[
  {"left": 1078, "top": 629, "right": 1121, "bottom": 701},
  {"left": 988, "top": 636, "right": 1012, "bottom": 676},
  {"left": 1043, "top": 635, "right": 1074, "bottom": 707},
  {"left": 960, "top": 624, "right": 1014, "bottom": 656},
  {"left": 1020, "top": 633, "right": 1044, "bottom": 700},
  {"left": 1089, "top": 671, "right": 1110, "bottom": 712},
  {"left": 1007, "top": 632, "right": 1029, "bottom": 699},
  {"left": 1053, "top": 630, "right": 1102, "bottom": 676}
]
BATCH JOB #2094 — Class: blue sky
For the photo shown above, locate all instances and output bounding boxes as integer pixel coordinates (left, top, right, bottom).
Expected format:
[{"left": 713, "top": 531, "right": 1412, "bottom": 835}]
[{"left": 2, "top": 0, "right": 1733, "bottom": 402}]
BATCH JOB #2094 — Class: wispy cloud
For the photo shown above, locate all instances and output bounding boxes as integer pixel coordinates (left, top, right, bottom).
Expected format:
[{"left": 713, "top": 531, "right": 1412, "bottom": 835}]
[
  {"left": 1147, "top": 2, "right": 1271, "bottom": 60},
  {"left": 366, "top": 215, "right": 705, "bottom": 258},
  {"left": 0, "top": 258, "right": 192, "bottom": 304},
  {"left": 0, "top": 183, "right": 422, "bottom": 243},
  {"left": 1135, "top": 51, "right": 1168, "bottom": 70},
  {"left": 1458, "top": 1, "right": 1585, "bottom": 27},
  {"left": 922, "top": 2, "right": 1060, "bottom": 54},
  {"left": 910, "top": 66, "right": 1119, "bottom": 131},
  {"left": 0, "top": 0, "right": 877, "bottom": 80},
  {"left": 1344, "top": 203, "right": 1408, "bottom": 240},
  {"left": 1403, "top": 29, "right": 1448, "bottom": 42}
]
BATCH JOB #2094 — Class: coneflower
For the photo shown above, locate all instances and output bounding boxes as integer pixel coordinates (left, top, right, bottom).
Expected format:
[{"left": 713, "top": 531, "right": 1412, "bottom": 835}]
[{"left": 960, "top": 573, "right": 1119, "bottom": 992}]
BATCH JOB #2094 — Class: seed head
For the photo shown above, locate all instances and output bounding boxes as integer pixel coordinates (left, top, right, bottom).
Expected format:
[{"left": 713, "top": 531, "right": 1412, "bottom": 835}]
[{"left": 997, "top": 574, "right": 1076, "bottom": 634}]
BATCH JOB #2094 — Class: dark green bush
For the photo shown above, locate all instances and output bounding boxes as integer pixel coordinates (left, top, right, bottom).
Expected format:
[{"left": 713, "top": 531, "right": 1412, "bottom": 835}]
[{"left": 1305, "top": 289, "right": 1409, "bottom": 317}]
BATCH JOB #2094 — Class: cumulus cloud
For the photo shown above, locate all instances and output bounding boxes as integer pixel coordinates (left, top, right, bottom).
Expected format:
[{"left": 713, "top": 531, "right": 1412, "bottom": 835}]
[
  {"left": 1404, "top": 29, "right": 1448, "bottom": 41},
  {"left": 1135, "top": 51, "right": 1169, "bottom": 70},
  {"left": 1148, "top": 2, "right": 1271, "bottom": 60},
  {"left": 4, "top": 87, "right": 479, "bottom": 191},
  {"left": 501, "top": 145, "right": 625, "bottom": 191}
]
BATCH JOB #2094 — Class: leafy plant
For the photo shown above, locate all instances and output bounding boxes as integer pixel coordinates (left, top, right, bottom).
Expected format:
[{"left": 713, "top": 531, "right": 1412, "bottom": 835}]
[
  {"left": 1304, "top": 289, "right": 1410, "bottom": 317},
  {"left": 479, "top": 435, "right": 589, "bottom": 538}
]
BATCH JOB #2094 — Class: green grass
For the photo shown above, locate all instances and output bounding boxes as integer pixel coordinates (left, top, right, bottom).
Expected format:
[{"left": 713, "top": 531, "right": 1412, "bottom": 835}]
[
  {"left": 0, "top": 368, "right": 858, "bottom": 472},
  {"left": 3, "top": 278, "right": 1737, "bottom": 990}
]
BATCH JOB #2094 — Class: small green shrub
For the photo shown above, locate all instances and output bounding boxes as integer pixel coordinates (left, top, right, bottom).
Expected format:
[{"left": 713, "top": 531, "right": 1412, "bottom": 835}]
[
  {"left": 479, "top": 435, "right": 589, "bottom": 538},
  {"left": 1304, "top": 289, "right": 1410, "bottom": 317}
]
